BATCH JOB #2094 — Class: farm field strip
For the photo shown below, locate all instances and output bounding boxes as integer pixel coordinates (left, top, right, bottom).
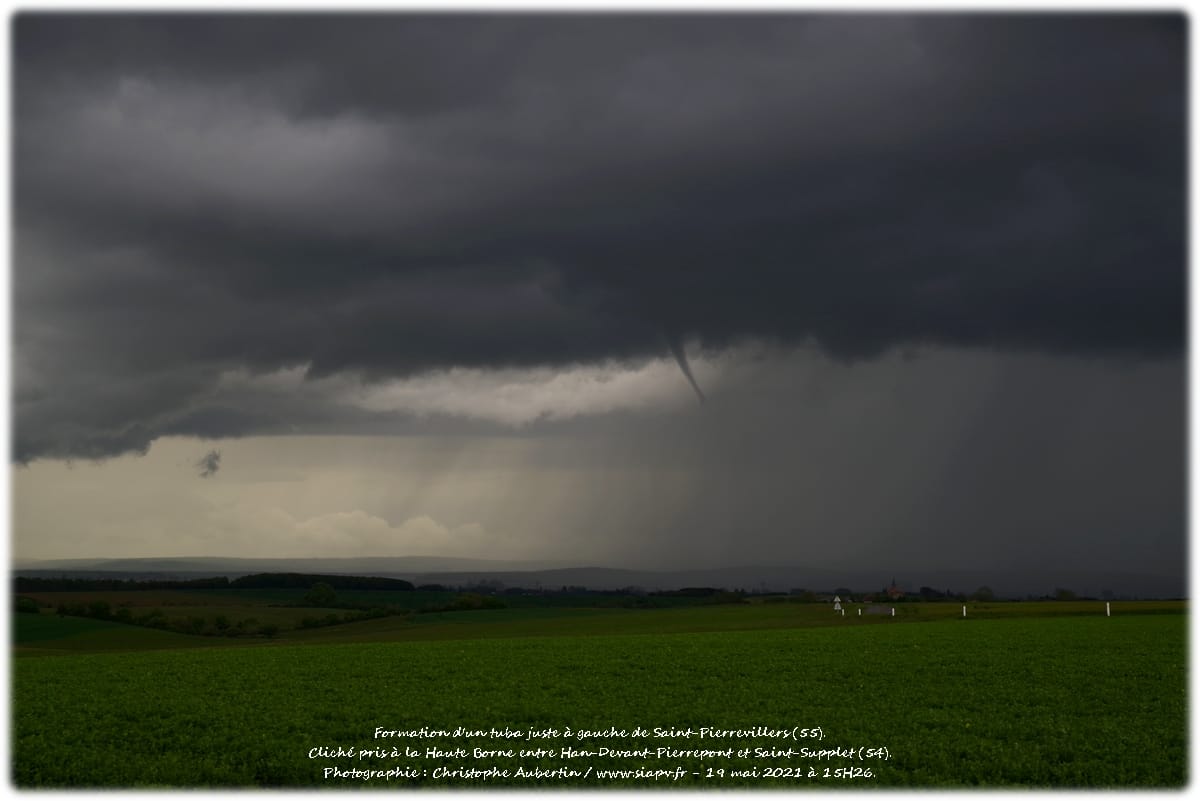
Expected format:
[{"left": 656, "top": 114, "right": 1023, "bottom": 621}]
[
  {"left": 15, "top": 599, "right": 1187, "bottom": 654},
  {"left": 224, "top": 598, "right": 1193, "bottom": 645},
  {"left": 12, "top": 614, "right": 252, "bottom": 656}
]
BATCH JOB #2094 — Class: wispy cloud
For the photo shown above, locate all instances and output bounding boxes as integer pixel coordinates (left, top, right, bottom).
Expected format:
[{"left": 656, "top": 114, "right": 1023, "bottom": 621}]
[{"left": 195, "top": 449, "right": 221, "bottom": 478}]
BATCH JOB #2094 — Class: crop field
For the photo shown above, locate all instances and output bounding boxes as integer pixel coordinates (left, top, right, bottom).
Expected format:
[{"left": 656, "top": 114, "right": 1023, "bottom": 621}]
[
  {"left": 10, "top": 600, "right": 1187, "bottom": 789},
  {"left": 12, "top": 614, "right": 232, "bottom": 654}
]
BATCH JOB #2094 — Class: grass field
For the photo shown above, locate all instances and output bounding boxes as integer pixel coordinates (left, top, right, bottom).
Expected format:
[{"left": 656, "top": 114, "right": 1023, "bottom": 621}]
[
  {"left": 16, "top": 589, "right": 1181, "bottom": 649},
  {"left": 10, "top": 597, "right": 1187, "bottom": 788}
]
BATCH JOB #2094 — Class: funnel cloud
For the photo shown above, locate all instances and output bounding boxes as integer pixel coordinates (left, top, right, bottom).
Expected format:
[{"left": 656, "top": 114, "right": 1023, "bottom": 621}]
[{"left": 666, "top": 335, "right": 705, "bottom": 404}]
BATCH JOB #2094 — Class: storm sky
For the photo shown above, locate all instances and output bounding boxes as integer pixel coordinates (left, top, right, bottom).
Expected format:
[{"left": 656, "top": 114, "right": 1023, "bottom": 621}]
[{"left": 12, "top": 14, "right": 1186, "bottom": 583}]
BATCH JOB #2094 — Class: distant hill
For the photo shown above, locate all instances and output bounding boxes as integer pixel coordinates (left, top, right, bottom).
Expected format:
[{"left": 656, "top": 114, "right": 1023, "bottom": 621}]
[
  {"left": 10, "top": 556, "right": 1185, "bottom": 599},
  {"left": 229, "top": 573, "right": 414, "bottom": 591},
  {"left": 13, "top": 555, "right": 566, "bottom": 576}
]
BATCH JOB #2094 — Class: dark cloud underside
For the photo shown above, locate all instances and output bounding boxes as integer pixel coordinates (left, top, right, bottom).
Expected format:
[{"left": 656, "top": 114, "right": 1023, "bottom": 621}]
[{"left": 13, "top": 14, "right": 1185, "bottom": 461}]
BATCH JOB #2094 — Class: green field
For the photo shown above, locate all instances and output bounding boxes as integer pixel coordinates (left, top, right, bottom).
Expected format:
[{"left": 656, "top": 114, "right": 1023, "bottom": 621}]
[{"left": 11, "top": 598, "right": 1187, "bottom": 788}]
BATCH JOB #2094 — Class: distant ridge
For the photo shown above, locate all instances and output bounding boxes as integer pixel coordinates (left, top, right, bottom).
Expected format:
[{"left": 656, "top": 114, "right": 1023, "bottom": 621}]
[
  {"left": 14, "top": 555, "right": 568, "bottom": 575},
  {"left": 10, "top": 556, "right": 1185, "bottom": 599}
]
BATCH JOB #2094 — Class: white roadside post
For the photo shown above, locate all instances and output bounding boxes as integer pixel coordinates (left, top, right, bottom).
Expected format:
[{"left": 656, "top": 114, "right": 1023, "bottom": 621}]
[
  {"left": 1106, "top": 602, "right": 1111, "bottom": 617},
  {"left": 962, "top": 605, "right": 966, "bottom": 618},
  {"left": 858, "top": 608, "right": 861, "bottom": 616},
  {"left": 891, "top": 607, "right": 895, "bottom": 617}
]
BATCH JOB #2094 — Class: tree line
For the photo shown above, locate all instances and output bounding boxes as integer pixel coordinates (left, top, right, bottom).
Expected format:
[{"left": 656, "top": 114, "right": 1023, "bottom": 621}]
[{"left": 13, "top": 572, "right": 415, "bottom": 593}]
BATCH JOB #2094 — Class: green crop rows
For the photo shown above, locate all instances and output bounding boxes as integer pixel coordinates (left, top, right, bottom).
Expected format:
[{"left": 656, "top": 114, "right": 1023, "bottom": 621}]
[{"left": 12, "top": 613, "right": 1185, "bottom": 788}]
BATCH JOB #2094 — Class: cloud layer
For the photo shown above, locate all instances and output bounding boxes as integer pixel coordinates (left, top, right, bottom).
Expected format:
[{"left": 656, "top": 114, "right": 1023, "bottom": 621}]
[
  {"left": 13, "top": 14, "right": 1184, "bottom": 461},
  {"left": 12, "top": 346, "right": 1183, "bottom": 579}
]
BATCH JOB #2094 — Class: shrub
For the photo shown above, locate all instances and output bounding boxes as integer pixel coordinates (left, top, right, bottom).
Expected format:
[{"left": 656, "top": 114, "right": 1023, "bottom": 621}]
[
  {"left": 303, "top": 582, "right": 338, "bottom": 606},
  {"left": 138, "top": 609, "right": 168, "bottom": 628}
]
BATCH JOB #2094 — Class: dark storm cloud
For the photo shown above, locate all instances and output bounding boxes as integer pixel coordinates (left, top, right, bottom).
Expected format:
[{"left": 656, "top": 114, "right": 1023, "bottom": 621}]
[
  {"left": 538, "top": 347, "right": 1185, "bottom": 583},
  {"left": 13, "top": 14, "right": 1185, "bottom": 460}
]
